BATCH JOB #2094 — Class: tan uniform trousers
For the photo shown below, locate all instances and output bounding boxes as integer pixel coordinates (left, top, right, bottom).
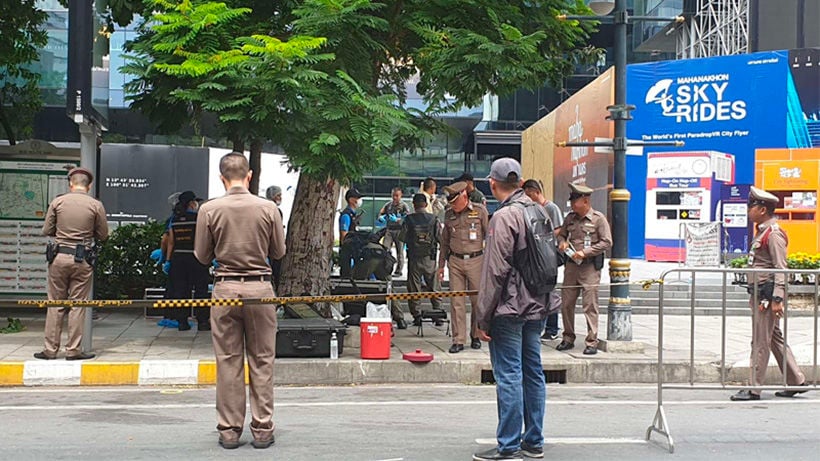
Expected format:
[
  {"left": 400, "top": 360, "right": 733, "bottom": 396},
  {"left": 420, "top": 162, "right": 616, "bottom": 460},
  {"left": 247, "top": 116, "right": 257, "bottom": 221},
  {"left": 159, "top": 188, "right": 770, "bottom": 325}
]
[
  {"left": 749, "top": 298, "right": 805, "bottom": 391},
  {"left": 211, "top": 280, "right": 277, "bottom": 443},
  {"left": 560, "top": 261, "right": 600, "bottom": 348},
  {"left": 44, "top": 253, "right": 93, "bottom": 357},
  {"left": 448, "top": 255, "right": 481, "bottom": 344}
]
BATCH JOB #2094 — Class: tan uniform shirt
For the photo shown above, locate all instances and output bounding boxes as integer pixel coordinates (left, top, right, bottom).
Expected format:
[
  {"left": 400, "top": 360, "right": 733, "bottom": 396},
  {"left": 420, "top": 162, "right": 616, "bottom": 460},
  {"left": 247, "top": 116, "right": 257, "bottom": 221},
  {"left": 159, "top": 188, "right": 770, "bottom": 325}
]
[
  {"left": 749, "top": 217, "right": 788, "bottom": 299},
  {"left": 557, "top": 208, "right": 612, "bottom": 259},
  {"left": 194, "top": 187, "right": 285, "bottom": 277},
  {"left": 438, "top": 202, "right": 489, "bottom": 268},
  {"left": 42, "top": 191, "right": 108, "bottom": 244}
]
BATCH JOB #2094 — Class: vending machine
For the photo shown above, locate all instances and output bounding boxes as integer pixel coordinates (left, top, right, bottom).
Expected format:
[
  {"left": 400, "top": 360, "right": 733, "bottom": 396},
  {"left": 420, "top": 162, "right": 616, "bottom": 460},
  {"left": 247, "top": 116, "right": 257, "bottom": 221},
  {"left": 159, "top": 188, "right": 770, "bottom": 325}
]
[{"left": 644, "top": 151, "right": 736, "bottom": 262}]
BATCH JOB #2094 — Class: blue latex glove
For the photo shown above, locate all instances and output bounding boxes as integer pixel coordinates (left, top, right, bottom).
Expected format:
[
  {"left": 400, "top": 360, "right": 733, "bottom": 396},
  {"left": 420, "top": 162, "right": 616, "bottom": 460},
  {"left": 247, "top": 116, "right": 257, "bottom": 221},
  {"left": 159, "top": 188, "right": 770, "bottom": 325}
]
[
  {"left": 162, "top": 261, "right": 171, "bottom": 274},
  {"left": 388, "top": 213, "right": 399, "bottom": 223},
  {"left": 211, "top": 259, "right": 219, "bottom": 268},
  {"left": 377, "top": 215, "right": 387, "bottom": 225},
  {"left": 149, "top": 248, "right": 164, "bottom": 263}
]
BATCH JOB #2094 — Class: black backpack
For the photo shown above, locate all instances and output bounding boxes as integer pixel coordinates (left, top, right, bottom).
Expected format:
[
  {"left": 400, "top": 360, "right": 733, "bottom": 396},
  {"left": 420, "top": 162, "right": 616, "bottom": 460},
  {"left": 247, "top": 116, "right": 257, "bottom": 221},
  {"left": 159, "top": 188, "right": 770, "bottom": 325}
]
[{"left": 504, "top": 201, "right": 559, "bottom": 296}]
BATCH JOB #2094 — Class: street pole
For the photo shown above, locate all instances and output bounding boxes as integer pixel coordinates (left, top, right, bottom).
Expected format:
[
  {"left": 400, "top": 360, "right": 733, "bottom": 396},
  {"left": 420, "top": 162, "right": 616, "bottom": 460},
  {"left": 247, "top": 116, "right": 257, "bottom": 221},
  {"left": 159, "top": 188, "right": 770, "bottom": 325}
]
[
  {"left": 607, "top": 0, "right": 632, "bottom": 341},
  {"left": 79, "top": 121, "right": 100, "bottom": 353}
]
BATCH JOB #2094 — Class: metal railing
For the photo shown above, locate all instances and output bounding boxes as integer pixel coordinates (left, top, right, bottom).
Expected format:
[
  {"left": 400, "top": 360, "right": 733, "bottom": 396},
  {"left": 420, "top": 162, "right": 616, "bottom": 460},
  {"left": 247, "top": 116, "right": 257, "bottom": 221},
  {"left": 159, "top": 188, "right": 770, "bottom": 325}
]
[{"left": 646, "top": 267, "right": 820, "bottom": 453}]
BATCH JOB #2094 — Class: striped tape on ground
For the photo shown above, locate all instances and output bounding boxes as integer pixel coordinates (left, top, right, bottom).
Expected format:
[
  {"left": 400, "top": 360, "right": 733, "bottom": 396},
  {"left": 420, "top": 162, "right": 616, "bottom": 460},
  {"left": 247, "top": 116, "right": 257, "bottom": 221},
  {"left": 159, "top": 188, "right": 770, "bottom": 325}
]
[{"left": 2, "top": 360, "right": 222, "bottom": 387}]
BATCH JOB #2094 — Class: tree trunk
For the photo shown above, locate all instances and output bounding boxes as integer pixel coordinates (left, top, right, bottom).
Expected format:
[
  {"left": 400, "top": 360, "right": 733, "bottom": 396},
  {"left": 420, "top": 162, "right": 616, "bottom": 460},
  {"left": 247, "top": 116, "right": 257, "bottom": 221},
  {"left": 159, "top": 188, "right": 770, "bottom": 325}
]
[
  {"left": 231, "top": 137, "right": 244, "bottom": 153},
  {"left": 249, "top": 138, "right": 262, "bottom": 195},
  {"left": 279, "top": 174, "right": 340, "bottom": 316},
  {"left": 0, "top": 103, "right": 17, "bottom": 146}
]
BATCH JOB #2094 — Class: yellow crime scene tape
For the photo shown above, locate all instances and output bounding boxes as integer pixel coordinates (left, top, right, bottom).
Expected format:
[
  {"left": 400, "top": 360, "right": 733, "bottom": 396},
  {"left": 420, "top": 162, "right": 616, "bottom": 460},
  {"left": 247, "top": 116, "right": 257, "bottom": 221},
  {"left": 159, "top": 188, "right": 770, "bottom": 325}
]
[{"left": 13, "top": 279, "right": 662, "bottom": 309}]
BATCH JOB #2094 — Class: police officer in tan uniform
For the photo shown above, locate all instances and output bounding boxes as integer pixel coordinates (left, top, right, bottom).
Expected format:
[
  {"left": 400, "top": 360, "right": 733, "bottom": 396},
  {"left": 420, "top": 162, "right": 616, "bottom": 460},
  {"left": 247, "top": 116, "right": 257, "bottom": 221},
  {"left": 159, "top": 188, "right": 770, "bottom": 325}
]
[
  {"left": 437, "top": 181, "right": 489, "bottom": 353},
  {"left": 194, "top": 153, "right": 285, "bottom": 449},
  {"left": 730, "top": 187, "right": 808, "bottom": 401},
  {"left": 35, "top": 167, "right": 108, "bottom": 361},
  {"left": 556, "top": 183, "right": 611, "bottom": 355}
]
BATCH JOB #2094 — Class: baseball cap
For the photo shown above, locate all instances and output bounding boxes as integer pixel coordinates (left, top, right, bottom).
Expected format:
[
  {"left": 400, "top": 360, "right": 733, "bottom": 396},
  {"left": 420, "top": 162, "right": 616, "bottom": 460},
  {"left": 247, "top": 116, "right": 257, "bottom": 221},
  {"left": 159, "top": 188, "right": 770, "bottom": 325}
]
[
  {"left": 487, "top": 158, "right": 522, "bottom": 183},
  {"left": 344, "top": 188, "right": 363, "bottom": 201},
  {"left": 178, "top": 191, "right": 198, "bottom": 204}
]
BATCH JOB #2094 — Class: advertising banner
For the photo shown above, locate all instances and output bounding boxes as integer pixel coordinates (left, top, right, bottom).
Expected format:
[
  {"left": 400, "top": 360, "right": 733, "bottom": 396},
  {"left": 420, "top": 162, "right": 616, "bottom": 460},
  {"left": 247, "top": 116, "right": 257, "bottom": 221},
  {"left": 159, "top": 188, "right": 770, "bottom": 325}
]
[
  {"left": 551, "top": 68, "right": 614, "bottom": 214},
  {"left": 719, "top": 183, "right": 751, "bottom": 256},
  {"left": 625, "top": 50, "right": 813, "bottom": 258}
]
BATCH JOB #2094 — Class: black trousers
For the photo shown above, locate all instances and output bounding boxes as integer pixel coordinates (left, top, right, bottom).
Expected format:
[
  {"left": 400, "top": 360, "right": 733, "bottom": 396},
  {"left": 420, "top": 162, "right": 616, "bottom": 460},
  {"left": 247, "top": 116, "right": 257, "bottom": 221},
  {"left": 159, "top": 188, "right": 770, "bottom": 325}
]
[{"left": 168, "top": 253, "right": 211, "bottom": 324}]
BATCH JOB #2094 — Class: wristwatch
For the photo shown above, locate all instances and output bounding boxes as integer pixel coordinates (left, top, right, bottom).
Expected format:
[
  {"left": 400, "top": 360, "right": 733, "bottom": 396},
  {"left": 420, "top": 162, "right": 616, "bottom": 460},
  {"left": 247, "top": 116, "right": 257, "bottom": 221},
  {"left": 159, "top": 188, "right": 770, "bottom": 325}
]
[{"left": 772, "top": 296, "right": 784, "bottom": 303}]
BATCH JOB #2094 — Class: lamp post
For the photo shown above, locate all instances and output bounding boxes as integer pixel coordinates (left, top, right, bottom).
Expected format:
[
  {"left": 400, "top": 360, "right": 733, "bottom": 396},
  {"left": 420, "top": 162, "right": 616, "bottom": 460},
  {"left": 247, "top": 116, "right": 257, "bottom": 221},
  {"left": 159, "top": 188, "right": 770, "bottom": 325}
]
[{"left": 558, "top": 0, "right": 685, "bottom": 342}]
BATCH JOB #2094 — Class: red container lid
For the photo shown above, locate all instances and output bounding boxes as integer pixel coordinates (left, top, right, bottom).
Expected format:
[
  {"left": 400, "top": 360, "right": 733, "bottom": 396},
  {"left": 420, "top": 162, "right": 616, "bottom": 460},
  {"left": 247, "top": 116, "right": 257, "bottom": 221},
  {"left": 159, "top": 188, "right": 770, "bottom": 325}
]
[{"left": 402, "top": 349, "right": 434, "bottom": 363}]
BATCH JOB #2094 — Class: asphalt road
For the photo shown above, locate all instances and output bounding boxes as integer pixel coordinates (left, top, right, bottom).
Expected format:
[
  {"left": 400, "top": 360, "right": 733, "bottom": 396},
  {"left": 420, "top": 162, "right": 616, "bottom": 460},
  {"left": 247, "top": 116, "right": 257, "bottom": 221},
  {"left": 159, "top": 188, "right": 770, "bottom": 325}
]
[{"left": 0, "top": 384, "right": 818, "bottom": 460}]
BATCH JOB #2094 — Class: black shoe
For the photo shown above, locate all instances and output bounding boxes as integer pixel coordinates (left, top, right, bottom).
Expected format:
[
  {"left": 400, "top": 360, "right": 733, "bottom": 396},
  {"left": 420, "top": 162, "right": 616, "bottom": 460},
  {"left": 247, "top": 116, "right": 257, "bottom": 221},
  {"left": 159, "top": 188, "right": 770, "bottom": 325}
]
[
  {"left": 178, "top": 320, "right": 191, "bottom": 331},
  {"left": 33, "top": 352, "right": 56, "bottom": 360},
  {"left": 448, "top": 344, "right": 464, "bottom": 353},
  {"left": 555, "top": 341, "right": 574, "bottom": 351},
  {"left": 66, "top": 352, "right": 95, "bottom": 361},
  {"left": 472, "top": 448, "right": 523, "bottom": 461},
  {"left": 583, "top": 346, "right": 597, "bottom": 355},
  {"left": 218, "top": 438, "right": 240, "bottom": 449},
  {"left": 520, "top": 442, "right": 544, "bottom": 458},
  {"left": 775, "top": 383, "right": 809, "bottom": 398},
  {"left": 471, "top": 338, "right": 482, "bottom": 350},
  {"left": 393, "top": 271, "right": 402, "bottom": 276},
  {"left": 251, "top": 435, "right": 275, "bottom": 449},
  {"left": 541, "top": 331, "right": 559, "bottom": 341},
  {"left": 396, "top": 318, "right": 408, "bottom": 330},
  {"left": 198, "top": 322, "right": 211, "bottom": 331},
  {"left": 730, "top": 390, "right": 760, "bottom": 401}
]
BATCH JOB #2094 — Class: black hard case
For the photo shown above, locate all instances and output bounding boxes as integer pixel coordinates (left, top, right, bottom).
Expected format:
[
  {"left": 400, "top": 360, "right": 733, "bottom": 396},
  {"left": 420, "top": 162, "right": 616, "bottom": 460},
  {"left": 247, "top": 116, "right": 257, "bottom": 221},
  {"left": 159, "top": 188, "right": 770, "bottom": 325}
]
[{"left": 276, "top": 318, "right": 347, "bottom": 358}]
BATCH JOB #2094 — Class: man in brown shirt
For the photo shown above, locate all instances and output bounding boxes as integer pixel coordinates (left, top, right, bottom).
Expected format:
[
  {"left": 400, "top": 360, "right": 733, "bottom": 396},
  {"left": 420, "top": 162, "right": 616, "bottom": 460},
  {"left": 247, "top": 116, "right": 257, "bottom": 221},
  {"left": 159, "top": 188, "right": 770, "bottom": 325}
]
[
  {"left": 194, "top": 152, "right": 286, "bottom": 449},
  {"left": 556, "top": 183, "right": 612, "bottom": 355},
  {"left": 730, "top": 187, "right": 808, "bottom": 401},
  {"left": 35, "top": 167, "right": 108, "bottom": 361},
  {"left": 437, "top": 181, "right": 489, "bottom": 352}
]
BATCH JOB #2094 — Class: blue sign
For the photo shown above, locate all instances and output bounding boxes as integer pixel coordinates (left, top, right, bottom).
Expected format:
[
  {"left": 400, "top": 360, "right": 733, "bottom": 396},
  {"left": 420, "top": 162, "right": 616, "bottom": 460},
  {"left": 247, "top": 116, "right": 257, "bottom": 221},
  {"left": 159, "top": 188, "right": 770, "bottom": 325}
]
[
  {"left": 720, "top": 184, "right": 751, "bottom": 256},
  {"left": 626, "top": 51, "right": 792, "bottom": 258}
]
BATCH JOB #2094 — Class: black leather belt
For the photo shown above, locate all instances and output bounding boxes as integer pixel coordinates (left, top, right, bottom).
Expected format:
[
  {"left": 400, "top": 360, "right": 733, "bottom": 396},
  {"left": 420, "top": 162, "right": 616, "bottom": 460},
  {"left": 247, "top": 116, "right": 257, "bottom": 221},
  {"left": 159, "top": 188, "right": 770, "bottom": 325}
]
[
  {"left": 57, "top": 247, "right": 79, "bottom": 255},
  {"left": 449, "top": 250, "right": 484, "bottom": 260},
  {"left": 215, "top": 275, "right": 270, "bottom": 283}
]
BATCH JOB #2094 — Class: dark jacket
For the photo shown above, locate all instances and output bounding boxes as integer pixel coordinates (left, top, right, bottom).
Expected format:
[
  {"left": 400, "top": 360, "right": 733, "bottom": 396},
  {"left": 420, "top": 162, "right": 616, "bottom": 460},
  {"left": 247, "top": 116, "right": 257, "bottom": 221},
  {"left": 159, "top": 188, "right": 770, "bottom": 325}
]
[{"left": 475, "top": 189, "right": 548, "bottom": 331}]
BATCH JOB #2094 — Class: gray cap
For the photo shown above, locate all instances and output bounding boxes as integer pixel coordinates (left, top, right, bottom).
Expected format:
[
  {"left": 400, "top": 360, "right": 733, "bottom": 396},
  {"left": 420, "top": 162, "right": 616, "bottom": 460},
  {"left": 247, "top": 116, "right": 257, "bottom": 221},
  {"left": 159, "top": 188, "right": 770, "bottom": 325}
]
[
  {"left": 568, "top": 183, "right": 594, "bottom": 199},
  {"left": 266, "top": 185, "right": 282, "bottom": 201},
  {"left": 487, "top": 157, "right": 522, "bottom": 183},
  {"left": 748, "top": 186, "right": 778, "bottom": 206}
]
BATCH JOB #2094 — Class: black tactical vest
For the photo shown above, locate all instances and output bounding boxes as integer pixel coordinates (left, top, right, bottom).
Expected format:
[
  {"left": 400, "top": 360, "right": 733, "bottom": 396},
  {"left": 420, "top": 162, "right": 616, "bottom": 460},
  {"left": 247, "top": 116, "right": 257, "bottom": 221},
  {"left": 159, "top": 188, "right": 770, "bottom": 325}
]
[
  {"left": 405, "top": 212, "right": 437, "bottom": 258},
  {"left": 171, "top": 211, "right": 197, "bottom": 253}
]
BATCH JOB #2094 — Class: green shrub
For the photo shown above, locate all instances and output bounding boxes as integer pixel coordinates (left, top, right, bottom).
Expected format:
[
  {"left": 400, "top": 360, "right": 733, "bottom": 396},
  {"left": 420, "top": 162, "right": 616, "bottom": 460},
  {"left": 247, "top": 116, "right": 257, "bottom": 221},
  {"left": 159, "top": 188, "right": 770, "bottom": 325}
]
[
  {"left": 728, "top": 256, "right": 749, "bottom": 268},
  {"left": 94, "top": 221, "right": 167, "bottom": 300}
]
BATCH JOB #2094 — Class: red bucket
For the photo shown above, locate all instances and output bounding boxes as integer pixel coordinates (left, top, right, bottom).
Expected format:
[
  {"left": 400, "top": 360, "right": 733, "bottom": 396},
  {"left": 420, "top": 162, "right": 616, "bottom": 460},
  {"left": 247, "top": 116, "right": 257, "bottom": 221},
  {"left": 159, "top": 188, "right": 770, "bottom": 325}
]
[{"left": 360, "top": 318, "right": 392, "bottom": 360}]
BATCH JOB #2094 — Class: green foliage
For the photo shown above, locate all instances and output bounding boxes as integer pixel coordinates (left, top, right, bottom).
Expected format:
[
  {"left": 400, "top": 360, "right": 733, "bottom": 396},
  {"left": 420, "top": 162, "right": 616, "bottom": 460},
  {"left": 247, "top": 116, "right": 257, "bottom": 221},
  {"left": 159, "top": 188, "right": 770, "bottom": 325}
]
[
  {"left": 123, "top": 0, "right": 594, "bottom": 185},
  {"left": 729, "top": 256, "right": 749, "bottom": 268},
  {"left": 0, "top": 318, "right": 25, "bottom": 334},
  {"left": 94, "top": 222, "right": 168, "bottom": 300},
  {"left": 0, "top": 0, "right": 49, "bottom": 145}
]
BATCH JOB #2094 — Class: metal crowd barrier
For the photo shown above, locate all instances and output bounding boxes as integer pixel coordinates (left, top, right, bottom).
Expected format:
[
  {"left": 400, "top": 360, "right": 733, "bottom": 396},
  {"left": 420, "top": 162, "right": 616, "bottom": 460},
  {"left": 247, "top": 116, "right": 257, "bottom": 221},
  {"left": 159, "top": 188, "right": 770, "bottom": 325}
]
[{"left": 646, "top": 267, "right": 820, "bottom": 453}]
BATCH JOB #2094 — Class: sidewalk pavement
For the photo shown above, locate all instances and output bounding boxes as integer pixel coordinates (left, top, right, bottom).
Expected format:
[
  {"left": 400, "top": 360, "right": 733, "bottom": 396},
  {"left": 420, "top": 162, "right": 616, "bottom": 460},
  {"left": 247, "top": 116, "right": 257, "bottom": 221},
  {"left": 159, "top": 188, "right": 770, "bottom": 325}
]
[
  {"left": 1, "top": 305, "right": 817, "bottom": 387},
  {"left": 1, "top": 260, "right": 816, "bottom": 387}
]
